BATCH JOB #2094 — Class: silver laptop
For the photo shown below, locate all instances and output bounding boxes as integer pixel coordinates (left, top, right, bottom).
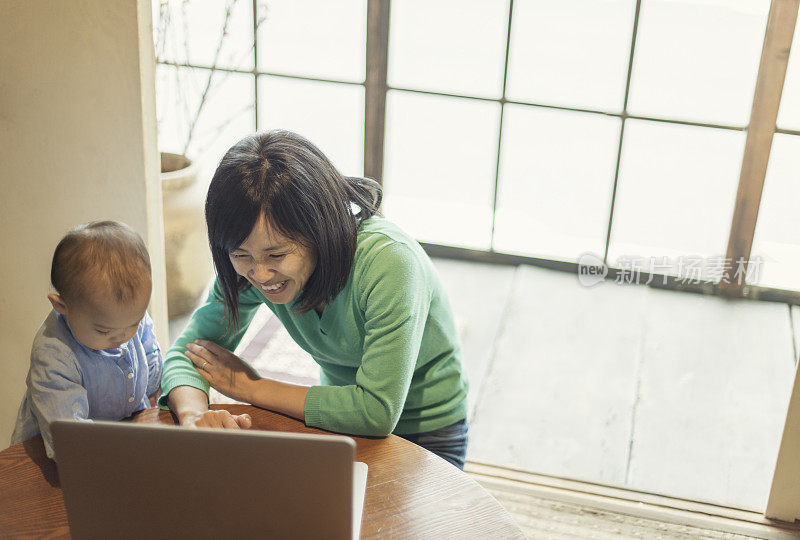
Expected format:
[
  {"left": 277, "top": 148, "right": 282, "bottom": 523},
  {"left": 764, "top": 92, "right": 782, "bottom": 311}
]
[{"left": 51, "top": 420, "right": 368, "bottom": 540}]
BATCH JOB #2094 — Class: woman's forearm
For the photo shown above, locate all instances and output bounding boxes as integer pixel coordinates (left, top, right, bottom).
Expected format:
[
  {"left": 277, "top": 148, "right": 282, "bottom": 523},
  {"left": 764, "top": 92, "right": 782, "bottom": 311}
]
[
  {"left": 167, "top": 385, "right": 209, "bottom": 425},
  {"left": 179, "top": 340, "right": 308, "bottom": 423},
  {"left": 245, "top": 378, "right": 309, "bottom": 421}
]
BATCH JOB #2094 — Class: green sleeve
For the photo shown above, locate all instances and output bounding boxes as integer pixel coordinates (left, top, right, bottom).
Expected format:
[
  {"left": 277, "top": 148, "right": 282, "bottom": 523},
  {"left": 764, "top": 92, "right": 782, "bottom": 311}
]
[
  {"left": 304, "top": 243, "right": 430, "bottom": 436},
  {"left": 158, "top": 278, "right": 263, "bottom": 409}
]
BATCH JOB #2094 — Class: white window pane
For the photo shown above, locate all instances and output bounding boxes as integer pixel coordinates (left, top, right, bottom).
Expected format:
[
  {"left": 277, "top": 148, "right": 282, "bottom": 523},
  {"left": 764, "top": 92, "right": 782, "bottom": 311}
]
[
  {"left": 607, "top": 120, "right": 745, "bottom": 265},
  {"left": 751, "top": 134, "right": 800, "bottom": 291},
  {"left": 383, "top": 91, "right": 500, "bottom": 249},
  {"left": 388, "top": 0, "right": 508, "bottom": 98},
  {"left": 257, "top": 77, "right": 364, "bottom": 176},
  {"left": 506, "top": 0, "right": 635, "bottom": 112},
  {"left": 155, "top": 64, "right": 186, "bottom": 155},
  {"left": 495, "top": 106, "right": 620, "bottom": 262},
  {"left": 156, "top": 65, "right": 256, "bottom": 177},
  {"left": 777, "top": 16, "right": 800, "bottom": 130},
  {"left": 257, "top": 0, "right": 366, "bottom": 83},
  {"left": 155, "top": 0, "right": 254, "bottom": 71},
  {"left": 628, "top": 0, "right": 769, "bottom": 126}
]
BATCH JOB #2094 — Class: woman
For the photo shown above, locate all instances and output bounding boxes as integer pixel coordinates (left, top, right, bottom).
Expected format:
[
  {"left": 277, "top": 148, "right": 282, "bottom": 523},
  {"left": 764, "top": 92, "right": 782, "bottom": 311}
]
[{"left": 160, "top": 130, "right": 470, "bottom": 468}]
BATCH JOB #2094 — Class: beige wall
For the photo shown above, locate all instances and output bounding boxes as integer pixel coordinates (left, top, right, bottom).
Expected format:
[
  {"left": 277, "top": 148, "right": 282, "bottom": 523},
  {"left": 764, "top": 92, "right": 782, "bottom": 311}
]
[{"left": 0, "top": 0, "right": 167, "bottom": 444}]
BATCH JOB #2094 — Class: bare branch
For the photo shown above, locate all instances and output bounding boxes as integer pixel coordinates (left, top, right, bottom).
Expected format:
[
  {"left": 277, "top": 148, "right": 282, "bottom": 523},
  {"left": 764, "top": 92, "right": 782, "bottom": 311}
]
[
  {"left": 182, "top": 0, "right": 238, "bottom": 155},
  {"left": 193, "top": 102, "right": 255, "bottom": 153}
]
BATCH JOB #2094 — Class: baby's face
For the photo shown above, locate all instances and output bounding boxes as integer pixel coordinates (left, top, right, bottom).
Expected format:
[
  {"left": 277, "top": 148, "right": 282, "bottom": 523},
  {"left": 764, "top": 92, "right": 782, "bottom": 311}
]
[{"left": 63, "top": 288, "right": 150, "bottom": 351}]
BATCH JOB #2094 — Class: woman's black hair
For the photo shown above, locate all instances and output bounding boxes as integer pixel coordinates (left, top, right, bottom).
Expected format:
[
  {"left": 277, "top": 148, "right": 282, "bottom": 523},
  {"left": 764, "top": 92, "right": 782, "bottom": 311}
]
[{"left": 206, "top": 129, "right": 382, "bottom": 327}]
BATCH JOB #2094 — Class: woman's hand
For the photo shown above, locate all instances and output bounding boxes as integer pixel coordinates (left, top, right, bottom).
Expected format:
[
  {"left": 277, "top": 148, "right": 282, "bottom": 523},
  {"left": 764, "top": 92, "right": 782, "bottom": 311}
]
[
  {"left": 179, "top": 409, "right": 253, "bottom": 430},
  {"left": 186, "top": 339, "right": 262, "bottom": 404},
  {"left": 168, "top": 385, "right": 252, "bottom": 430}
]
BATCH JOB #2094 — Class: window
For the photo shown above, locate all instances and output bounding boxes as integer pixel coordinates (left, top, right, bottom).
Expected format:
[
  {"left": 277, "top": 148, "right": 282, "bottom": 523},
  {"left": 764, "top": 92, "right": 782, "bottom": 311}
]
[{"left": 154, "top": 0, "right": 800, "bottom": 294}]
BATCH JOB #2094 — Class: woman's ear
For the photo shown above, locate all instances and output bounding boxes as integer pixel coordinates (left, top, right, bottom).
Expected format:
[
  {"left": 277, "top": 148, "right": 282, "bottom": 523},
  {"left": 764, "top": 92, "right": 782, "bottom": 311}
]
[{"left": 47, "top": 293, "right": 68, "bottom": 315}]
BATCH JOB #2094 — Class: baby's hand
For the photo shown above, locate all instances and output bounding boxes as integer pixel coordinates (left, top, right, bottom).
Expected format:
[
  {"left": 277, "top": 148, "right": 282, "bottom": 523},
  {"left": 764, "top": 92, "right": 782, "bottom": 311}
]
[{"left": 148, "top": 389, "right": 161, "bottom": 408}]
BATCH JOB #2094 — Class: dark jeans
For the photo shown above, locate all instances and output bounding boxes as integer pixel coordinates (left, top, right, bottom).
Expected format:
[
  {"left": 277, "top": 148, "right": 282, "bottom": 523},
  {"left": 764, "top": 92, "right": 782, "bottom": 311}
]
[{"left": 397, "top": 418, "right": 469, "bottom": 470}]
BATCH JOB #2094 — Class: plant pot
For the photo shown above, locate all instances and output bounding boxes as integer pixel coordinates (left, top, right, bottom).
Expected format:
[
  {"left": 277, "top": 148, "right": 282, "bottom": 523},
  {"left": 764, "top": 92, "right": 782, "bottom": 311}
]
[{"left": 160, "top": 152, "right": 213, "bottom": 318}]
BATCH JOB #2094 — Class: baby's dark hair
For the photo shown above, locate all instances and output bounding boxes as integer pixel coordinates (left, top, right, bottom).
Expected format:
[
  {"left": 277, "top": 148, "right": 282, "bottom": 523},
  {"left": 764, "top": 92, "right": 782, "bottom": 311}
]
[{"left": 51, "top": 221, "right": 152, "bottom": 304}]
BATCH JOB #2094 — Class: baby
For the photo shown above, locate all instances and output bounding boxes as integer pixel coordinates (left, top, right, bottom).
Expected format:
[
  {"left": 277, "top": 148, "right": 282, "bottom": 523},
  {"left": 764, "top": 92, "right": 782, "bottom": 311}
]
[{"left": 11, "top": 221, "right": 163, "bottom": 459}]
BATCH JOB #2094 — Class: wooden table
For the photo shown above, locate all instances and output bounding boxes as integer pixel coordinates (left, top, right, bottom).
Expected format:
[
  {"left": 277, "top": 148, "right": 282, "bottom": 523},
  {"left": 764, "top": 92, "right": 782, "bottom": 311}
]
[{"left": 0, "top": 404, "right": 524, "bottom": 539}]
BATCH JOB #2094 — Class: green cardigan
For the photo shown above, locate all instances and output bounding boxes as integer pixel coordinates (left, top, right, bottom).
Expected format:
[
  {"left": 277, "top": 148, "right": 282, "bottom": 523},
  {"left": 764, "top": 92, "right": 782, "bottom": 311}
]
[{"left": 159, "top": 217, "right": 469, "bottom": 436}]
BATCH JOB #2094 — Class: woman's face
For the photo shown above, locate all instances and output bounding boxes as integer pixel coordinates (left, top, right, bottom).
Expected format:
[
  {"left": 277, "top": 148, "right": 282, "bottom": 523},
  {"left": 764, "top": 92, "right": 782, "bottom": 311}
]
[{"left": 228, "top": 213, "right": 316, "bottom": 304}]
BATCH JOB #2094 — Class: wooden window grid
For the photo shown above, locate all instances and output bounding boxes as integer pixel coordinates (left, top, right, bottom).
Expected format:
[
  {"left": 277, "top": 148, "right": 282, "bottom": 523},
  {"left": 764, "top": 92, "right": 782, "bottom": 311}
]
[{"left": 158, "top": 0, "right": 800, "bottom": 305}]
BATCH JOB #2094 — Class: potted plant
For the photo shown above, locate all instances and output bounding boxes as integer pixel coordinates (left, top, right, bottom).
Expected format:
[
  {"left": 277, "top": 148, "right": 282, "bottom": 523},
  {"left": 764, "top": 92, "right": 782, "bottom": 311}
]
[{"left": 154, "top": 0, "right": 265, "bottom": 317}]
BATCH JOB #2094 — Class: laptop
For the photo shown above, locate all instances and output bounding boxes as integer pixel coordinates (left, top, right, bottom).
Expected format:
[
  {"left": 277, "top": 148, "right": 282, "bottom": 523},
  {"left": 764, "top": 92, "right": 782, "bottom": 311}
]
[{"left": 51, "top": 420, "right": 368, "bottom": 540}]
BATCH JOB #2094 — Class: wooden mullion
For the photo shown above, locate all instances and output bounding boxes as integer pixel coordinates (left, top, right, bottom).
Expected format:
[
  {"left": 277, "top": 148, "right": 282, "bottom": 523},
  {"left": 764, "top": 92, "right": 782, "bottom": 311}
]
[
  {"left": 719, "top": 0, "right": 799, "bottom": 295},
  {"left": 364, "top": 0, "right": 391, "bottom": 185}
]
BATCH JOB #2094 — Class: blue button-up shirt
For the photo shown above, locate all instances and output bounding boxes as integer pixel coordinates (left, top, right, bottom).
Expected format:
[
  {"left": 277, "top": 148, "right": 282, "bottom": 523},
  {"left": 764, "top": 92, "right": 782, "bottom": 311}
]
[{"left": 11, "top": 309, "right": 163, "bottom": 459}]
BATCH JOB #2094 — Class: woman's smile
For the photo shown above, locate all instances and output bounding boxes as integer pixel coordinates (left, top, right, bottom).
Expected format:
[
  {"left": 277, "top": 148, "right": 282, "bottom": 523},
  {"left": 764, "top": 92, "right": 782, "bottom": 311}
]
[{"left": 258, "top": 279, "right": 288, "bottom": 294}]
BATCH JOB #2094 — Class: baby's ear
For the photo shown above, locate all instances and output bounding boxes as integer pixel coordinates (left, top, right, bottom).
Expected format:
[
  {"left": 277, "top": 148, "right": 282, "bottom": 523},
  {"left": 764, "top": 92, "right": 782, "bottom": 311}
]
[{"left": 47, "top": 293, "right": 67, "bottom": 315}]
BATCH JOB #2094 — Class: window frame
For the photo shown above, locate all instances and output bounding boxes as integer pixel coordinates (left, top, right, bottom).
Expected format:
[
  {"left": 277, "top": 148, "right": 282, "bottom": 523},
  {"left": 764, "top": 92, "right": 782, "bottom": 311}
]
[
  {"left": 158, "top": 0, "right": 800, "bottom": 521},
  {"left": 363, "top": 0, "right": 800, "bottom": 306}
]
